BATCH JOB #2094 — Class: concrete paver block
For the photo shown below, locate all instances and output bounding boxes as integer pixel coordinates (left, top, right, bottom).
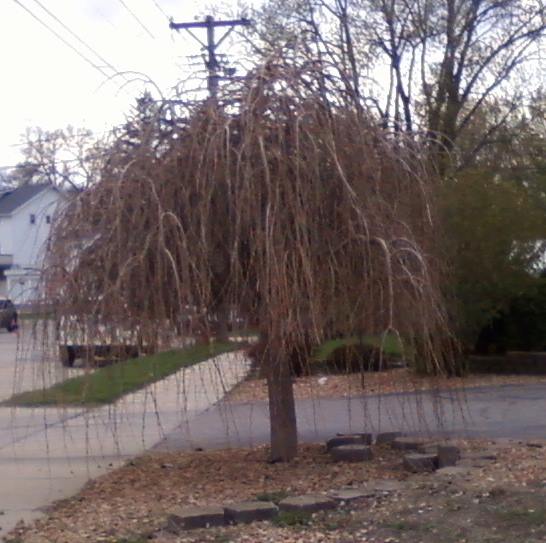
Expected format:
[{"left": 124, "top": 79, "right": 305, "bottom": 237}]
[
  {"left": 438, "top": 444, "right": 461, "bottom": 467},
  {"left": 330, "top": 444, "right": 373, "bottom": 462},
  {"left": 168, "top": 506, "right": 226, "bottom": 531},
  {"left": 461, "top": 450, "right": 497, "bottom": 461},
  {"left": 371, "top": 480, "right": 406, "bottom": 493},
  {"left": 435, "top": 466, "right": 472, "bottom": 477},
  {"left": 403, "top": 453, "right": 438, "bottom": 472},
  {"left": 224, "top": 501, "right": 278, "bottom": 524},
  {"left": 375, "top": 432, "right": 403, "bottom": 445},
  {"left": 327, "top": 433, "right": 372, "bottom": 450},
  {"left": 391, "top": 436, "right": 432, "bottom": 451},
  {"left": 328, "top": 488, "right": 375, "bottom": 502},
  {"left": 279, "top": 494, "right": 337, "bottom": 513}
]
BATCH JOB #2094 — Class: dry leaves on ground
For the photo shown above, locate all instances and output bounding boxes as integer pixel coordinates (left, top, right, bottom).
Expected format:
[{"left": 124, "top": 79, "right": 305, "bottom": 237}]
[
  {"left": 227, "top": 369, "right": 546, "bottom": 402},
  {"left": 9, "top": 439, "right": 546, "bottom": 543}
]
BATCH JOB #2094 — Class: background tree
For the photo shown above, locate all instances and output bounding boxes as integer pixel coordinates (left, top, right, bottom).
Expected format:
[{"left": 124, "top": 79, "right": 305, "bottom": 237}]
[
  {"left": 242, "top": 0, "right": 545, "bottom": 166},
  {"left": 6, "top": 126, "right": 103, "bottom": 190},
  {"left": 443, "top": 167, "right": 546, "bottom": 346}
]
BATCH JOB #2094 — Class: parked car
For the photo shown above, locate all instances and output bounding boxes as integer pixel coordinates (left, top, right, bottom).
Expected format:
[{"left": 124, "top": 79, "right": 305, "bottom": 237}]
[
  {"left": 0, "top": 299, "right": 18, "bottom": 332},
  {"left": 56, "top": 316, "right": 150, "bottom": 367}
]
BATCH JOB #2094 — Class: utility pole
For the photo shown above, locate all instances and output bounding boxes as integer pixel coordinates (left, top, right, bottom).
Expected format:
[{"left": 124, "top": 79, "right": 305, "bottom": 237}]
[{"left": 169, "top": 15, "right": 251, "bottom": 100}]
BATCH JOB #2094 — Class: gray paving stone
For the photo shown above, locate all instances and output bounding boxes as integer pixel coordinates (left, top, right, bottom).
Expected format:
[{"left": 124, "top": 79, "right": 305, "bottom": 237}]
[
  {"left": 391, "top": 437, "right": 432, "bottom": 451},
  {"left": 438, "top": 444, "right": 461, "bottom": 467},
  {"left": 457, "top": 458, "right": 491, "bottom": 468},
  {"left": 327, "top": 488, "right": 375, "bottom": 502},
  {"left": 224, "top": 501, "right": 278, "bottom": 524},
  {"left": 279, "top": 494, "right": 337, "bottom": 513},
  {"left": 330, "top": 444, "right": 373, "bottom": 462},
  {"left": 327, "top": 433, "right": 373, "bottom": 450},
  {"left": 370, "top": 480, "right": 406, "bottom": 493},
  {"left": 375, "top": 432, "right": 403, "bottom": 445},
  {"left": 435, "top": 466, "right": 472, "bottom": 477},
  {"left": 461, "top": 450, "right": 497, "bottom": 461},
  {"left": 168, "top": 506, "right": 225, "bottom": 531},
  {"left": 419, "top": 444, "right": 440, "bottom": 454},
  {"left": 403, "top": 453, "right": 439, "bottom": 473}
]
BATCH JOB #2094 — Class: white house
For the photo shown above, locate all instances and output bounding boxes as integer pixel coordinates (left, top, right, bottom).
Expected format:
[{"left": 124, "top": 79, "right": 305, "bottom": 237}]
[{"left": 0, "top": 184, "right": 62, "bottom": 305}]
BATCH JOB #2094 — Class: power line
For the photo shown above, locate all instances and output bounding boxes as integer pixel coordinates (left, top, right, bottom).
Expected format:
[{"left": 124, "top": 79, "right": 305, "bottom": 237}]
[
  {"left": 28, "top": 0, "right": 121, "bottom": 76},
  {"left": 116, "top": 0, "right": 156, "bottom": 39},
  {"left": 149, "top": 0, "right": 170, "bottom": 21},
  {"left": 12, "top": 0, "right": 110, "bottom": 79}
]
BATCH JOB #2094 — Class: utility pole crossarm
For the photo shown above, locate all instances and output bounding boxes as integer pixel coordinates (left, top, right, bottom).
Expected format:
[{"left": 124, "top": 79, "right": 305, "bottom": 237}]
[
  {"left": 169, "top": 17, "right": 251, "bottom": 31},
  {"left": 169, "top": 15, "right": 252, "bottom": 100}
]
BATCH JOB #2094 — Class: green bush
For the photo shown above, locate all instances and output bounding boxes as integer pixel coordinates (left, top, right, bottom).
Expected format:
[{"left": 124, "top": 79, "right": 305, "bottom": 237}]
[{"left": 476, "top": 276, "right": 546, "bottom": 353}]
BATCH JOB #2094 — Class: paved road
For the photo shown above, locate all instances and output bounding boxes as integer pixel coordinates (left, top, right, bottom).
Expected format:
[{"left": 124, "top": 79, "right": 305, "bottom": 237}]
[
  {"left": 156, "top": 383, "right": 546, "bottom": 451},
  {"left": 0, "top": 328, "right": 250, "bottom": 535},
  {"left": 0, "top": 325, "right": 85, "bottom": 401}
]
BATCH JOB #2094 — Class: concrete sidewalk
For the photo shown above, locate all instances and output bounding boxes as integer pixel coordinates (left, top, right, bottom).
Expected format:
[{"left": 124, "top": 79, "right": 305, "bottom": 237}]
[{"left": 0, "top": 349, "right": 250, "bottom": 535}]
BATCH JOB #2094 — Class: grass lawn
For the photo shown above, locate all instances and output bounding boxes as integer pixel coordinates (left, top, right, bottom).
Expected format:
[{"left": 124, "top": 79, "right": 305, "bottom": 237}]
[
  {"left": 3, "top": 341, "right": 241, "bottom": 408},
  {"left": 313, "top": 333, "right": 405, "bottom": 362},
  {"left": 18, "top": 312, "right": 54, "bottom": 321}
]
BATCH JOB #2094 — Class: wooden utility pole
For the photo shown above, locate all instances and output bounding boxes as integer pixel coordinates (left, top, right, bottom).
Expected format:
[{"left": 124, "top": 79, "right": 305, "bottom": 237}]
[{"left": 169, "top": 15, "right": 251, "bottom": 99}]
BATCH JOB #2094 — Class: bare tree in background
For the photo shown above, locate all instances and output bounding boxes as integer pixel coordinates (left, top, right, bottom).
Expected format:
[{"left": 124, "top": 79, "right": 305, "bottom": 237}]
[
  {"left": 6, "top": 126, "right": 104, "bottom": 190},
  {"left": 243, "top": 0, "right": 545, "bottom": 168}
]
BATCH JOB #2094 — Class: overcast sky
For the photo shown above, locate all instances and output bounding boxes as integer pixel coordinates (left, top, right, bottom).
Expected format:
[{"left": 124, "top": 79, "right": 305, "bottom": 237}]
[{"left": 1, "top": 0, "right": 247, "bottom": 167}]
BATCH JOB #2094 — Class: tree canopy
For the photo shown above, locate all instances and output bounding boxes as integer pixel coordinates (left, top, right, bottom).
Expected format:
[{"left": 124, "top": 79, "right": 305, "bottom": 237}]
[{"left": 44, "top": 61, "right": 455, "bottom": 460}]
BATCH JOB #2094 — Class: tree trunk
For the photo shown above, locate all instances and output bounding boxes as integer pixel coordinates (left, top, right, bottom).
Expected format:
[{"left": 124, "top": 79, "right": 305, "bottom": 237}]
[
  {"left": 214, "top": 301, "right": 231, "bottom": 342},
  {"left": 266, "top": 352, "right": 298, "bottom": 462}
]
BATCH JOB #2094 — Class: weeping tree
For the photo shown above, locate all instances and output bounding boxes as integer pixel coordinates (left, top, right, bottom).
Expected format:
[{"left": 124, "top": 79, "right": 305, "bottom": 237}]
[{"left": 43, "top": 60, "right": 455, "bottom": 461}]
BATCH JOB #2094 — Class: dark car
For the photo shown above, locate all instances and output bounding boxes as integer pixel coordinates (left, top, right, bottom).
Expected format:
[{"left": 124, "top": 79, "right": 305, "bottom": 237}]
[{"left": 0, "top": 299, "right": 18, "bottom": 332}]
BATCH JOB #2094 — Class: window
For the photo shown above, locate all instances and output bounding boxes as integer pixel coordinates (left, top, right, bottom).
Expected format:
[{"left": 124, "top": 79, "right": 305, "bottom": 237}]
[
  {"left": 46, "top": 215, "right": 51, "bottom": 224},
  {"left": 30, "top": 214, "right": 36, "bottom": 224}
]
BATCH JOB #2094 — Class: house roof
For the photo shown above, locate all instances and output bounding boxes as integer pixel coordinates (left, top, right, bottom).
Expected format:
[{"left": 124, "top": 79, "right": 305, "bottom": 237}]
[{"left": 0, "top": 184, "right": 53, "bottom": 215}]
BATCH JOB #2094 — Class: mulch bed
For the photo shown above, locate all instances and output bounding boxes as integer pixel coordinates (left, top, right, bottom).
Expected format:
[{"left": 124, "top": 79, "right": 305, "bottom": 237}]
[
  {"left": 227, "top": 369, "right": 546, "bottom": 402},
  {"left": 7, "top": 440, "right": 546, "bottom": 543}
]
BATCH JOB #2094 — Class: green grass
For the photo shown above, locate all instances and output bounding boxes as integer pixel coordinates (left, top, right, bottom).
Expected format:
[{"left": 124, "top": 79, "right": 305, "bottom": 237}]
[
  {"left": 18, "top": 312, "right": 54, "bottom": 321},
  {"left": 3, "top": 342, "right": 241, "bottom": 407},
  {"left": 496, "top": 508, "right": 546, "bottom": 527},
  {"left": 313, "top": 333, "right": 404, "bottom": 362},
  {"left": 255, "top": 490, "right": 290, "bottom": 504},
  {"left": 272, "top": 510, "right": 312, "bottom": 527}
]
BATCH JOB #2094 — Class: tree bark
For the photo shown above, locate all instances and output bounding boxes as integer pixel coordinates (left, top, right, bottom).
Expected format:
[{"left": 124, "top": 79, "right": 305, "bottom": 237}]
[{"left": 266, "top": 351, "right": 298, "bottom": 462}]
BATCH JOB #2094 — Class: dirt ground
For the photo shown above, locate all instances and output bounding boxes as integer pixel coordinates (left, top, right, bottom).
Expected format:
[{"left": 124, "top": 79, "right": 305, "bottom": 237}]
[
  {"left": 227, "top": 369, "right": 546, "bottom": 402},
  {"left": 7, "top": 439, "right": 545, "bottom": 543}
]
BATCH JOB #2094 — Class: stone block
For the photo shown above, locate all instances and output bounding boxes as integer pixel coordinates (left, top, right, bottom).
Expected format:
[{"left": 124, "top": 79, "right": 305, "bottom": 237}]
[
  {"left": 327, "top": 488, "right": 375, "bottom": 502},
  {"left": 403, "top": 453, "right": 438, "bottom": 473},
  {"left": 438, "top": 445, "right": 461, "bottom": 467},
  {"left": 168, "top": 506, "right": 225, "bottom": 531},
  {"left": 371, "top": 480, "right": 406, "bottom": 493},
  {"left": 327, "top": 433, "right": 373, "bottom": 450},
  {"left": 461, "top": 450, "right": 497, "bottom": 462},
  {"left": 419, "top": 444, "right": 439, "bottom": 455},
  {"left": 391, "top": 437, "right": 432, "bottom": 451},
  {"left": 279, "top": 494, "right": 337, "bottom": 513},
  {"left": 224, "top": 501, "right": 278, "bottom": 524},
  {"left": 375, "top": 432, "right": 403, "bottom": 445},
  {"left": 435, "top": 466, "right": 472, "bottom": 477},
  {"left": 330, "top": 444, "right": 373, "bottom": 463},
  {"left": 457, "top": 458, "right": 491, "bottom": 468}
]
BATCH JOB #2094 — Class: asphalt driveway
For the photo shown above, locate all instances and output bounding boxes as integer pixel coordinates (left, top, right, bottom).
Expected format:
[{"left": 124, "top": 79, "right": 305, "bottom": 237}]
[{"left": 156, "top": 383, "right": 546, "bottom": 451}]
